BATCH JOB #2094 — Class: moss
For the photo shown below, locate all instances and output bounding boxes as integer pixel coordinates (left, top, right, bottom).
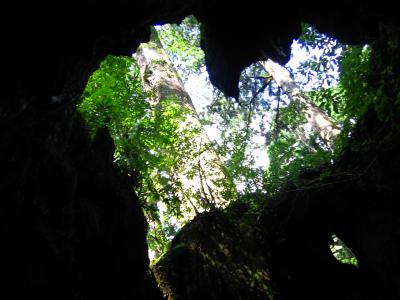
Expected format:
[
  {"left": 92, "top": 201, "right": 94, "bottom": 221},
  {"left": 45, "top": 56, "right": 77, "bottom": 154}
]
[{"left": 153, "top": 211, "right": 276, "bottom": 299}]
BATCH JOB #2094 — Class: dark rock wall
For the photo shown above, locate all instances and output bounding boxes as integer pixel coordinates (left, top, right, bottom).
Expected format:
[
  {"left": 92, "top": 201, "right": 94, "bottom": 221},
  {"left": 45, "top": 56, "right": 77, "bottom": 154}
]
[
  {"left": 0, "top": 105, "right": 162, "bottom": 299},
  {"left": 1, "top": 1, "right": 193, "bottom": 299}
]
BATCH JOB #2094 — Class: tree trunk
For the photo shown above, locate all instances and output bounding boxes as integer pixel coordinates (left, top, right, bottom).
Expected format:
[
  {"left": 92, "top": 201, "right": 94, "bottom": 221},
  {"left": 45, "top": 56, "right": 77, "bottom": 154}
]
[
  {"left": 260, "top": 59, "right": 340, "bottom": 149},
  {"left": 134, "top": 30, "right": 236, "bottom": 223}
]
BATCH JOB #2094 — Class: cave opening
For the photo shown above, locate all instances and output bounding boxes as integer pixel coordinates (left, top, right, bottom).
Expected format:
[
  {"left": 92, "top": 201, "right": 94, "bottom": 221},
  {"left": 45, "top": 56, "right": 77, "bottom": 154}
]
[{"left": 77, "top": 15, "right": 363, "bottom": 267}]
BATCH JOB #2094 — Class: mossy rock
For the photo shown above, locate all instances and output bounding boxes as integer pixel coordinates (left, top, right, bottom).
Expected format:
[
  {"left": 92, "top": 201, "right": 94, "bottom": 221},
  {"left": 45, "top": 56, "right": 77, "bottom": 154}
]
[{"left": 153, "top": 210, "right": 276, "bottom": 300}]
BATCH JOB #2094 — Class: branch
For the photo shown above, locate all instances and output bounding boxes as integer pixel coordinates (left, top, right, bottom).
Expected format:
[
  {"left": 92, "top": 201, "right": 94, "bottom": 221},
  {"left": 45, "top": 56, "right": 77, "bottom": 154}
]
[
  {"left": 171, "top": 171, "right": 200, "bottom": 215},
  {"left": 244, "top": 79, "right": 272, "bottom": 138},
  {"left": 274, "top": 87, "right": 281, "bottom": 139},
  {"left": 244, "top": 75, "right": 273, "bottom": 81},
  {"left": 283, "top": 158, "right": 378, "bottom": 193},
  {"left": 197, "top": 140, "right": 216, "bottom": 208}
]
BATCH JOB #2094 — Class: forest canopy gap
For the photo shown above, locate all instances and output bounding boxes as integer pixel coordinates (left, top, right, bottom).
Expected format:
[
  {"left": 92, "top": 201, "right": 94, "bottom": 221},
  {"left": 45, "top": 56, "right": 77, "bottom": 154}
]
[{"left": 77, "top": 15, "right": 369, "bottom": 262}]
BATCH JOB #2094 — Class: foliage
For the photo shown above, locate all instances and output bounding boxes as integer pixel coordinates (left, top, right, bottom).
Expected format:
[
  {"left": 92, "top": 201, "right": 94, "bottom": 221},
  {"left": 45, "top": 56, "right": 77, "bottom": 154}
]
[
  {"left": 330, "top": 235, "right": 359, "bottom": 267},
  {"left": 156, "top": 15, "right": 204, "bottom": 81},
  {"left": 307, "top": 46, "right": 371, "bottom": 123},
  {"left": 295, "top": 23, "right": 344, "bottom": 90},
  {"left": 263, "top": 96, "right": 332, "bottom": 193},
  {"left": 207, "top": 92, "right": 266, "bottom": 194},
  {"left": 78, "top": 55, "right": 202, "bottom": 258},
  {"left": 263, "top": 26, "right": 373, "bottom": 196},
  {"left": 158, "top": 16, "right": 266, "bottom": 196},
  {"left": 78, "top": 55, "right": 147, "bottom": 140}
]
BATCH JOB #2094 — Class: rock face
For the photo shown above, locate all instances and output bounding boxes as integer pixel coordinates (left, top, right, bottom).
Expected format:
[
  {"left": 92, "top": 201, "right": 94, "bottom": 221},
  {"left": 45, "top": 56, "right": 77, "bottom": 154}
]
[
  {"left": 1, "top": 0, "right": 400, "bottom": 299},
  {"left": 0, "top": 107, "right": 162, "bottom": 299},
  {"left": 154, "top": 210, "right": 275, "bottom": 300},
  {"left": 1, "top": 2, "right": 190, "bottom": 299}
]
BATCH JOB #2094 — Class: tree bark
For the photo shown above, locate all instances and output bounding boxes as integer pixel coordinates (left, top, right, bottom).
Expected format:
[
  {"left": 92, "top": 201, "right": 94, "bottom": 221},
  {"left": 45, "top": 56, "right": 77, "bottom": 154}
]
[
  {"left": 134, "top": 30, "right": 236, "bottom": 222},
  {"left": 260, "top": 59, "right": 340, "bottom": 149}
]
